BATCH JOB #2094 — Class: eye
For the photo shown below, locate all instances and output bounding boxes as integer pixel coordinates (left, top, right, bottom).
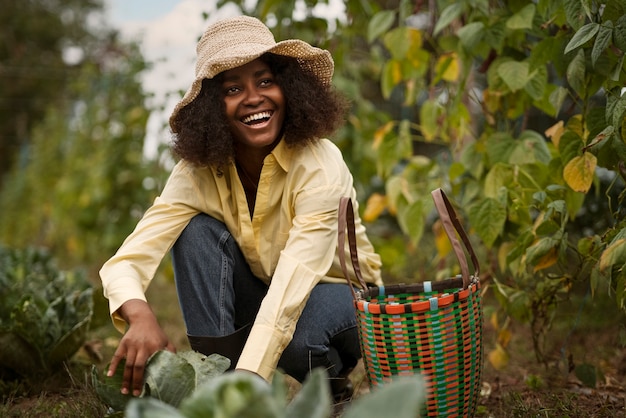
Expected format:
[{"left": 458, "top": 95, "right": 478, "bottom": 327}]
[
  {"left": 259, "top": 78, "right": 274, "bottom": 87},
  {"left": 223, "top": 84, "right": 241, "bottom": 96}
]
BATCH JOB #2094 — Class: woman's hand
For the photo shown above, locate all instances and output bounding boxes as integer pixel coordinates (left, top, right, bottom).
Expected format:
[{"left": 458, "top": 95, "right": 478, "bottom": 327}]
[{"left": 107, "top": 299, "right": 176, "bottom": 396}]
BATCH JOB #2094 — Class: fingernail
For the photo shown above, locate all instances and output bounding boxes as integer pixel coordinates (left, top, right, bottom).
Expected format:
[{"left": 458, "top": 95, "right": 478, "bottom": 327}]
[
  {"left": 121, "top": 387, "right": 128, "bottom": 395},
  {"left": 107, "top": 370, "right": 113, "bottom": 377},
  {"left": 133, "top": 389, "right": 141, "bottom": 396}
]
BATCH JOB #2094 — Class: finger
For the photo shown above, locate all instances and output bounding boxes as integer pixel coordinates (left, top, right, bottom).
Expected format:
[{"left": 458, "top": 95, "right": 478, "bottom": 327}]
[
  {"left": 131, "top": 351, "right": 148, "bottom": 397},
  {"left": 107, "top": 348, "right": 124, "bottom": 377},
  {"left": 166, "top": 341, "right": 176, "bottom": 353},
  {"left": 121, "top": 347, "right": 137, "bottom": 395}
]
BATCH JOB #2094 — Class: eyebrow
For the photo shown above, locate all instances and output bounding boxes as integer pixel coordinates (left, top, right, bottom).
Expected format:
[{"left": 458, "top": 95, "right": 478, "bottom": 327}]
[{"left": 222, "top": 68, "right": 272, "bottom": 83}]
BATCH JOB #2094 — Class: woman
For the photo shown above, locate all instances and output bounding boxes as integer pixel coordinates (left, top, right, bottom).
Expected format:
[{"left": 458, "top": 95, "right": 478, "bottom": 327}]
[{"left": 100, "top": 15, "right": 382, "bottom": 400}]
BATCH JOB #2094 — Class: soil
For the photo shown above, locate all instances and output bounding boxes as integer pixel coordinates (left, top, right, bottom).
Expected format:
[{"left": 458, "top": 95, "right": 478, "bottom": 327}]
[{"left": 2, "top": 280, "right": 625, "bottom": 417}]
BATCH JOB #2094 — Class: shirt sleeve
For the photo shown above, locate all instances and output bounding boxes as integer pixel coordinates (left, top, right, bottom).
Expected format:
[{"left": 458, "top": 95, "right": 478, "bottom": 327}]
[{"left": 99, "top": 161, "right": 203, "bottom": 333}]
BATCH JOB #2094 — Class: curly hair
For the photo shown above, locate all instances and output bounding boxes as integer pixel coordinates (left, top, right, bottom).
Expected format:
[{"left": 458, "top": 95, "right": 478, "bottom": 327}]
[{"left": 170, "top": 53, "right": 349, "bottom": 169}]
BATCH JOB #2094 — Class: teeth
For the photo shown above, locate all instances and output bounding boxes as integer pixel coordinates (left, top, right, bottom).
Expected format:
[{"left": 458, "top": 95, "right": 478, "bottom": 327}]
[{"left": 242, "top": 111, "right": 272, "bottom": 124}]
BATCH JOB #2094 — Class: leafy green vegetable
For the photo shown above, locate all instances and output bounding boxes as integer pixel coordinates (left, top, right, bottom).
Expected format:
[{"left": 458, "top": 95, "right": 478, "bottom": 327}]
[
  {"left": 124, "top": 366, "right": 426, "bottom": 418},
  {"left": 0, "top": 246, "right": 93, "bottom": 376},
  {"left": 93, "top": 351, "right": 231, "bottom": 412}
]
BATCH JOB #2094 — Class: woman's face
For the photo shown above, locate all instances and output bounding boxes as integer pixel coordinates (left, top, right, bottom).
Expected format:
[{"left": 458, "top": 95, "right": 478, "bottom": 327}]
[{"left": 221, "top": 58, "right": 286, "bottom": 153}]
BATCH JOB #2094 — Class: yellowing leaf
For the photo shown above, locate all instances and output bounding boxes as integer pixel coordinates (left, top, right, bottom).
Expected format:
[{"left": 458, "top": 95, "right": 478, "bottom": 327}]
[
  {"left": 435, "top": 53, "right": 460, "bottom": 82},
  {"left": 362, "top": 193, "right": 387, "bottom": 222},
  {"left": 373, "top": 121, "right": 395, "bottom": 150},
  {"left": 533, "top": 247, "right": 558, "bottom": 272},
  {"left": 432, "top": 219, "right": 452, "bottom": 259},
  {"left": 488, "top": 344, "right": 509, "bottom": 370},
  {"left": 563, "top": 153, "right": 597, "bottom": 193},
  {"left": 545, "top": 120, "right": 565, "bottom": 147},
  {"left": 489, "top": 312, "right": 499, "bottom": 331},
  {"left": 599, "top": 238, "right": 626, "bottom": 273},
  {"left": 497, "top": 328, "right": 512, "bottom": 348}
]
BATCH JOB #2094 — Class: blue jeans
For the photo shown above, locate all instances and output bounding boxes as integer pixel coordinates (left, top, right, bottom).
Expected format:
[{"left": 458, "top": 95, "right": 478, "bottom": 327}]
[{"left": 171, "top": 213, "right": 361, "bottom": 382}]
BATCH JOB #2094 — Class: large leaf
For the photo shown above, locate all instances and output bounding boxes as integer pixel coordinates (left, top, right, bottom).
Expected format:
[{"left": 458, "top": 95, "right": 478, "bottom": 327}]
[
  {"left": 143, "top": 350, "right": 197, "bottom": 407},
  {"left": 126, "top": 397, "right": 185, "bottom": 418},
  {"left": 434, "top": 3, "right": 463, "bottom": 35},
  {"left": 509, "top": 130, "right": 552, "bottom": 165},
  {"left": 368, "top": 10, "right": 396, "bottom": 43},
  {"left": 469, "top": 197, "right": 507, "bottom": 248},
  {"left": 506, "top": 4, "right": 536, "bottom": 30},
  {"left": 92, "top": 363, "right": 134, "bottom": 412},
  {"left": 342, "top": 375, "right": 425, "bottom": 418},
  {"left": 564, "top": 22, "right": 600, "bottom": 54},
  {"left": 178, "top": 351, "right": 231, "bottom": 387},
  {"left": 591, "top": 22, "right": 613, "bottom": 66},
  {"left": 563, "top": 153, "right": 597, "bottom": 193},
  {"left": 180, "top": 371, "right": 280, "bottom": 418},
  {"left": 599, "top": 230, "right": 626, "bottom": 273},
  {"left": 498, "top": 61, "right": 530, "bottom": 92},
  {"left": 285, "top": 368, "right": 331, "bottom": 418},
  {"left": 566, "top": 50, "right": 587, "bottom": 96},
  {"left": 458, "top": 22, "right": 485, "bottom": 50}
]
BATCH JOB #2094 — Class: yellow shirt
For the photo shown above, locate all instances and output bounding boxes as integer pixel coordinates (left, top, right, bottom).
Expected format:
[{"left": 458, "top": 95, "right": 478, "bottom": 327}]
[{"left": 99, "top": 138, "right": 382, "bottom": 381}]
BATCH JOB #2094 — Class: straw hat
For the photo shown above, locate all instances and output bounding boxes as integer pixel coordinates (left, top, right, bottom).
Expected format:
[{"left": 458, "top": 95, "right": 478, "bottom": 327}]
[{"left": 169, "top": 15, "right": 334, "bottom": 132}]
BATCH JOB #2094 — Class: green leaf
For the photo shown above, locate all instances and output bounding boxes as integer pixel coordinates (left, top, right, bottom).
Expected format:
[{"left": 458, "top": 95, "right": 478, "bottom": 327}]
[
  {"left": 592, "top": 22, "right": 613, "bottom": 66},
  {"left": 420, "top": 99, "right": 442, "bottom": 141},
  {"left": 611, "top": 91, "right": 626, "bottom": 129},
  {"left": 285, "top": 368, "right": 331, "bottom": 418},
  {"left": 497, "top": 61, "right": 530, "bottom": 92},
  {"left": 180, "top": 371, "right": 278, "bottom": 418},
  {"left": 563, "top": 0, "right": 588, "bottom": 30},
  {"left": 614, "top": 15, "right": 626, "bottom": 51},
  {"left": 381, "top": 59, "right": 403, "bottom": 99},
  {"left": 458, "top": 22, "right": 485, "bottom": 50},
  {"left": 92, "top": 363, "right": 133, "bottom": 412},
  {"left": 510, "top": 130, "right": 552, "bottom": 165},
  {"left": 484, "top": 164, "right": 514, "bottom": 198},
  {"left": 525, "top": 66, "right": 548, "bottom": 101},
  {"left": 565, "top": 22, "right": 600, "bottom": 54},
  {"left": 125, "top": 397, "right": 185, "bottom": 418},
  {"left": 469, "top": 197, "right": 507, "bottom": 248},
  {"left": 566, "top": 50, "right": 587, "bottom": 97},
  {"left": 368, "top": 10, "right": 396, "bottom": 43},
  {"left": 397, "top": 199, "right": 425, "bottom": 245},
  {"left": 342, "top": 375, "right": 426, "bottom": 418},
  {"left": 507, "top": 4, "right": 536, "bottom": 30},
  {"left": 434, "top": 3, "right": 463, "bottom": 35},
  {"left": 549, "top": 86, "right": 569, "bottom": 116},
  {"left": 143, "top": 350, "right": 196, "bottom": 407},
  {"left": 178, "top": 351, "right": 231, "bottom": 387}
]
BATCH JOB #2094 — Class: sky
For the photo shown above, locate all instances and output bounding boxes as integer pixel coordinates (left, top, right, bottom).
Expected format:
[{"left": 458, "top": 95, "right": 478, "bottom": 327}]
[{"left": 102, "top": 0, "right": 240, "bottom": 158}]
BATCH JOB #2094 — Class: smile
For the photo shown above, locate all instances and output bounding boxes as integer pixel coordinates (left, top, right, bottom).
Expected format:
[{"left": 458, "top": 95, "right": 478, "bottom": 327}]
[{"left": 241, "top": 111, "right": 273, "bottom": 125}]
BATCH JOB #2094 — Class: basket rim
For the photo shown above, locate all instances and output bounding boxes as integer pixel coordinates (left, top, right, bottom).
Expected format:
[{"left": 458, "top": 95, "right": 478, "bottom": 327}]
[{"left": 355, "top": 275, "right": 481, "bottom": 315}]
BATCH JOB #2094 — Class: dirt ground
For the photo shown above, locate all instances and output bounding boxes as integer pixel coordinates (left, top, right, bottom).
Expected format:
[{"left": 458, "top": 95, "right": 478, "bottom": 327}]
[{"left": 2, "top": 278, "right": 625, "bottom": 417}]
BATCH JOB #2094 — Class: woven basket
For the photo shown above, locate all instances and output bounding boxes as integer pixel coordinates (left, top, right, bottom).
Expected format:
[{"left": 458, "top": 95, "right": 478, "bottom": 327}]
[{"left": 338, "top": 188, "right": 483, "bottom": 417}]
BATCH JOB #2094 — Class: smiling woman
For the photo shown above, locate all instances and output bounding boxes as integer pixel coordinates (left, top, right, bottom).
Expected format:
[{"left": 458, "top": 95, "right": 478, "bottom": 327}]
[{"left": 99, "top": 15, "right": 383, "bottom": 403}]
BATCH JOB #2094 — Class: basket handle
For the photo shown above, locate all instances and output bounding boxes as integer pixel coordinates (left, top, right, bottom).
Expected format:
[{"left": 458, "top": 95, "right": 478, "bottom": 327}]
[
  {"left": 338, "top": 196, "right": 369, "bottom": 298},
  {"left": 338, "top": 189, "right": 480, "bottom": 294},
  {"left": 431, "top": 188, "right": 480, "bottom": 289}
]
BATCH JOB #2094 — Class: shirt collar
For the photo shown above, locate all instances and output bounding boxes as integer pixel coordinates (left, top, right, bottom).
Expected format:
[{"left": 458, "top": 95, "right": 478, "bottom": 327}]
[{"left": 269, "top": 138, "right": 293, "bottom": 172}]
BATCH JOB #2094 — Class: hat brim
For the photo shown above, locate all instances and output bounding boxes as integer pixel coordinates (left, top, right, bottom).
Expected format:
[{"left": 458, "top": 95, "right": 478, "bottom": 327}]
[{"left": 170, "top": 39, "right": 333, "bottom": 132}]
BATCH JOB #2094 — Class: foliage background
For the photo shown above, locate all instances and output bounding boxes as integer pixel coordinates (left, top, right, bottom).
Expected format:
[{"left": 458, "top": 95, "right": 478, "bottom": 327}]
[{"left": 1, "top": 0, "right": 626, "bottom": 416}]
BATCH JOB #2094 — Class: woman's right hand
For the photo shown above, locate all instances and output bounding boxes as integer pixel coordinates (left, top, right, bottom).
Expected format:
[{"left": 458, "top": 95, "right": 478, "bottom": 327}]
[{"left": 107, "top": 299, "right": 176, "bottom": 396}]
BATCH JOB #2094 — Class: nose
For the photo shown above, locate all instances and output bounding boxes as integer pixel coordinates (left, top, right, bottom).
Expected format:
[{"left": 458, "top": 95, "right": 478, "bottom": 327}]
[{"left": 242, "top": 85, "right": 264, "bottom": 106}]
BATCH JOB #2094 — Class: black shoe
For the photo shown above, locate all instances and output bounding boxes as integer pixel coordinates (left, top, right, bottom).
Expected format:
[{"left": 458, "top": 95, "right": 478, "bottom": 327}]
[{"left": 331, "top": 366, "right": 355, "bottom": 403}]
